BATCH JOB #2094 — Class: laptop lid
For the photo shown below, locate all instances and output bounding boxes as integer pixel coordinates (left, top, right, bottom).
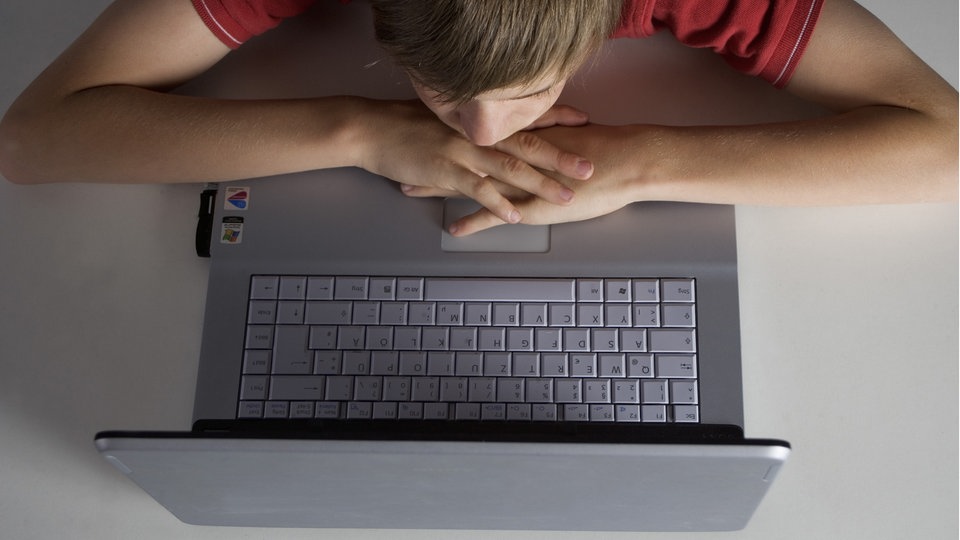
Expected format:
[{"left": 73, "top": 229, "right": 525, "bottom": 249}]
[{"left": 95, "top": 432, "right": 789, "bottom": 531}]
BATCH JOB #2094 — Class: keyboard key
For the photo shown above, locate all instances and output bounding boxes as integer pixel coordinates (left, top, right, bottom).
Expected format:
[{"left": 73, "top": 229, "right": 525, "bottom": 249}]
[
  {"left": 245, "top": 325, "right": 274, "bottom": 349},
  {"left": 497, "top": 378, "right": 524, "bottom": 402},
  {"left": 541, "top": 354, "right": 568, "bottom": 377},
  {"left": 238, "top": 401, "right": 264, "bottom": 418},
  {"left": 305, "top": 301, "right": 352, "bottom": 325},
  {"left": 556, "top": 379, "right": 582, "bottom": 403},
  {"left": 306, "top": 277, "right": 334, "bottom": 300},
  {"left": 657, "top": 355, "right": 698, "bottom": 378},
  {"left": 427, "top": 352, "right": 455, "bottom": 376},
  {"left": 648, "top": 329, "right": 696, "bottom": 352},
  {"left": 570, "top": 354, "right": 596, "bottom": 377},
  {"left": 493, "top": 303, "right": 520, "bottom": 326},
  {"left": 641, "top": 380, "right": 668, "bottom": 404},
  {"left": 627, "top": 354, "right": 654, "bottom": 377},
  {"left": 279, "top": 276, "right": 307, "bottom": 300},
  {"left": 632, "top": 280, "right": 659, "bottom": 302},
  {"left": 368, "top": 277, "right": 396, "bottom": 300},
  {"left": 314, "top": 402, "right": 340, "bottom": 418},
  {"left": 612, "top": 380, "right": 640, "bottom": 403},
  {"left": 525, "top": 379, "right": 554, "bottom": 403},
  {"left": 521, "top": 303, "right": 548, "bottom": 326},
  {"left": 269, "top": 375, "right": 325, "bottom": 400},
  {"left": 481, "top": 403, "right": 506, "bottom": 420},
  {"left": 615, "top": 404, "right": 641, "bottom": 422},
  {"left": 426, "top": 278, "right": 575, "bottom": 302},
  {"left": 584, "top": 379, "right": 611, "bottom": 403},
  {"left": 334, "top": 277, "right": 368, "bottom": 300},
  {"left": 662, "top": 304, "right": 696, "bottom": 327},
  {"left": 605, "top": 280, "right": 632, "bottom": 302},
  {"left": 289, "top": 401, "right": 315, "bottom": 418},
  {"left": 507, "top": 403, "right": 532, "bottom": 420},
  {"left": 247, "top": 301, "right": 277, "bottom": 324},
  {"left": 354, "top": 376, "right": 382, "bottom": 400},
  {"left": 670, "top": 380, "right": 699, "bottom": 404},
  {"left": 563, "top": 404, "right": 590, "bottom": 421},
  {"left": 598, "top": 354, "right": 626, "bottom": 377},
  {"left": 577, "top": 279, "right": 604, "bottom": 302},
  {"left": 264, "top": 401, "right": 289, "bottom": 418},
  {"left": 674, "top": 405, "right": 700, "bottom": 423},
  {"left": 396, "top": 278, "right": 424, "bottom": 300},
  {"left": 455, "top": 403, "right": 481, "bottom": 420},
  {"left": 590, "top": 404, "right": 615, "bottom": 421},
  {"left": 240, "top": 376, "right": 268, "bottom": 400},
  {"left": 423, "top": 402, "right": 450, "bottom": 419},
  {"left": 347, "top": 402, "right": 373, "bottom": 419},
  {"left": 411, "top": 377, "right": 440, "bottom": 401},
  {"left": 243, "top": 350, "right": 271, "bottom": 374},
  {"left": 641, "top": 405, "right": 667, "bottom": 423},
  {"left": 325, "top": 376, "right": 354, "bottom": 401},
  {"left": 512, "top": 353, "right": 540, "bottom": 377},
  {"left": 250, "top": 276, "right": 280, "bottom": 300},
  {"left": 661, "top": 279, "right": 695, "bottom": 302},
  {"left": 468, "top": 378, "right": 496, "bottom": 402},
  {"left": 483, "top": 353, "right": 512, "bottom": 376},
  {"left": 531, "top": 404, "right": 558, "bottom": 421},
  {"left": 272, "top": 326, "right": 312, "bottom": 374}
]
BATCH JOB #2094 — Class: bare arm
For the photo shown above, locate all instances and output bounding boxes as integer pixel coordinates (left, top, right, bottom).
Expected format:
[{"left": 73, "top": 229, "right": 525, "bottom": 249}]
[
  {"left": 0, "top": 0, "right": 587, "bottom": 226},
  {"left": 0, "top": 0, "right": 371, "bottom": 184},
  {"left": 637, "top": 0, "right": 958, "bottom": 206},
  {"left": 447, "top": 0, "right": 958, "bottom": 235}
]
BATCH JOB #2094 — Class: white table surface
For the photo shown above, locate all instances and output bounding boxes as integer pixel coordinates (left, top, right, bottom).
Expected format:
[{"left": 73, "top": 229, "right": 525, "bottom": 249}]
[{"left": 1, "top": 1, "right": 956, "bottom": 539}]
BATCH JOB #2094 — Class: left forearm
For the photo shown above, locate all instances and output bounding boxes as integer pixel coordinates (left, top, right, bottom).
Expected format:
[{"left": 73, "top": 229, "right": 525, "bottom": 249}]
[{"left": 634, "top": 103, "right": 958, "bottom": 206}]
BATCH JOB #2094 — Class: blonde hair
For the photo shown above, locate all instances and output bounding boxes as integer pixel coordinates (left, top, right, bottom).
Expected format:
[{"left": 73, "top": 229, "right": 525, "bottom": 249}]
[{"left": 371, "top": 0, "right": 624, "bottom": 102}]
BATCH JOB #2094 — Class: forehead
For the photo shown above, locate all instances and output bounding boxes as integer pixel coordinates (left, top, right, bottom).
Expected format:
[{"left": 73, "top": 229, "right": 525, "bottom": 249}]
[{"left": 411, "top": 68, "right": 566, "bottom": 103}]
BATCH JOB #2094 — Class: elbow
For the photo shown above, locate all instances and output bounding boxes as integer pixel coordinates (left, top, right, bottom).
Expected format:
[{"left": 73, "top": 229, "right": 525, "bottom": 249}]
[{"left": 0, "top": 110, "right": 41, "bottom": 185}]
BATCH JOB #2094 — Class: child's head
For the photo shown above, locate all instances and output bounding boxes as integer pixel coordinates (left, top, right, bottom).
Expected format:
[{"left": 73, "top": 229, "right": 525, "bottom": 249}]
[{"left": 371, "top": 0, "right": 623, "bottom": 145}]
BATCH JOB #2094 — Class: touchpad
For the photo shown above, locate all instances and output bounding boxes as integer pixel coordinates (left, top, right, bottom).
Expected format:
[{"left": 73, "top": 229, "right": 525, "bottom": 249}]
[{"left": 440, "top": 199, "right": 550, "bottom": 253}]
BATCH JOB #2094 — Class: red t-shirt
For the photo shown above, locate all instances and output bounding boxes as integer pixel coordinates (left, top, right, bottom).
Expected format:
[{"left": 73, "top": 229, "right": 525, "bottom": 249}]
[{"left": 192, "top": 0, "right": 823, "bottom": 88}]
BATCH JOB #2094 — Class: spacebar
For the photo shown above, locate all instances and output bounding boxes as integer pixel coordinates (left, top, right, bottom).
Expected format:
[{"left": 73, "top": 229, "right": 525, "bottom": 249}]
[{"left": 424, "top": 278, "right": 576, "bottom": 302}]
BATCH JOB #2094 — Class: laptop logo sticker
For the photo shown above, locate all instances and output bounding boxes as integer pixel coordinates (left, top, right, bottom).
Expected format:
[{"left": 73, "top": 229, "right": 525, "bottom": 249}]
[
  {"left": 221, "top": 217, "right": 244, "bottom": 244},
  {"left": 224, "top": 187, "right": 250, "bottom": 210}
]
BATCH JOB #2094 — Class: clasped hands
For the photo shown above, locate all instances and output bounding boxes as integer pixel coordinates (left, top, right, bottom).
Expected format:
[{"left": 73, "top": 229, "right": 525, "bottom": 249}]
[{"left": 359, "top": 100, "right": 642, "bottom": 236}]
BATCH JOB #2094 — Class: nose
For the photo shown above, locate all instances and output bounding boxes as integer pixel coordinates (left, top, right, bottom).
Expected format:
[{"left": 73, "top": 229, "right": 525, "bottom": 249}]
[{"left": 458, "top": 101, "right": 514, "bottom": 147}]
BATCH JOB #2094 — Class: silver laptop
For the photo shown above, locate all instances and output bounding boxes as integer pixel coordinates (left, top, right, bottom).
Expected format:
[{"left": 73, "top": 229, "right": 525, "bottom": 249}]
[{"left": 95, "top": 2, "right": 789, "bottom": 532}]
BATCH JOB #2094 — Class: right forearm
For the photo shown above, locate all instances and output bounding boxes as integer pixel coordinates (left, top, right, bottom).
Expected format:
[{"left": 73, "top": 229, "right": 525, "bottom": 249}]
[{"left": 0, "top": 85, "right": 370, "bottom": 185}]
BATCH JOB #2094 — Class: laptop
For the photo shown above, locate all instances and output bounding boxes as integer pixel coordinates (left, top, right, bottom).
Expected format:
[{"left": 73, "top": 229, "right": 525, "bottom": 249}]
[{"left": 95, "top": 2, "right": 790, "bottom": 532}]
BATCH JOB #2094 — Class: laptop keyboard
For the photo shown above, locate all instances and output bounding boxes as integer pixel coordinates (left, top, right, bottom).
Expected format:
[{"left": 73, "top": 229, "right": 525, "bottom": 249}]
[{"left": 238, "top": 275, "right": 699, "bottom": 423}]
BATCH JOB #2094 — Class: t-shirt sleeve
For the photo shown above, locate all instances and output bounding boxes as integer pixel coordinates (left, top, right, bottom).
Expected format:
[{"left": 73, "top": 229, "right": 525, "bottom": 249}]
[
  {"left": 614, "top": 0, "right": 824, "bottom": 88},
  {"left": 192, "top": 0, "right": 318, "bottom": 49}
]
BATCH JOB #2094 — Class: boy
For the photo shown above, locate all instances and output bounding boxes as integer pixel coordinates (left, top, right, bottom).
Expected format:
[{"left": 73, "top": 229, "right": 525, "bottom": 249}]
[{"left": 0, "top": 0, "right": 955, "bottom": 236}]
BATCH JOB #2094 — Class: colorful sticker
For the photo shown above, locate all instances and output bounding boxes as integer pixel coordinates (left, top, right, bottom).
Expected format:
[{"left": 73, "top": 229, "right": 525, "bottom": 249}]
[
  {"left": 224, "top": 186, "right": 250, "bottom": 211},
  {"left": 221, "top": 217, "right": 244, "bottom": 244}
]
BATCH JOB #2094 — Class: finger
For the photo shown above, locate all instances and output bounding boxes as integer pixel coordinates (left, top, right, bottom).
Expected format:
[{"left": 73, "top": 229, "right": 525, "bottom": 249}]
[
  {"left": 400, "top": 184, "right": 458, "bottom": 198},
  {"left": 447, "top": 207, "right": 508, "bottom": 237},
  {"left": 476, "top": 145, "right": 578, "bottom": 205},
  {"left": 524, "top": 104, "right": 589, "bottom": 130},
  {"left": 494, "top": 131, "right": 594, "bottom": 182}
]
